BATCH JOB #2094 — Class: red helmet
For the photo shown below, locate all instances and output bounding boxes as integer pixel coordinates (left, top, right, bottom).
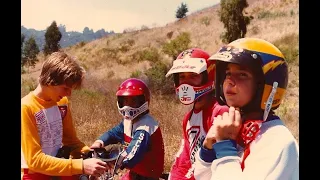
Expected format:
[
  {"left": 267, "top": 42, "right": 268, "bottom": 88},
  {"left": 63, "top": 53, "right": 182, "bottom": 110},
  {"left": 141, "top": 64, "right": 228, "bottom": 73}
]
[
  {"left": 166, "top": 48, "right": 216, "bottom": 88},
  {"left": 116, "top": 78, "right": 151, "bottom": 120},
  {"left": 116, "top": 78, "right": 150, "bottom": 103},
  {"left": 165, "top": 48, "right": 216, "bottom": 105}
]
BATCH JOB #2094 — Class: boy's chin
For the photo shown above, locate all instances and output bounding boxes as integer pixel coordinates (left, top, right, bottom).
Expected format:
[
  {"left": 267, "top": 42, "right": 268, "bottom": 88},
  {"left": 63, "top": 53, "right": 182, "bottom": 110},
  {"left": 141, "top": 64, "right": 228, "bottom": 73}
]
[
  {"left": 226, "top": 101, "right": 242, "bottom": 108},
  {"left": 55, "top": 96, "right": 63, "bottom": 102}
]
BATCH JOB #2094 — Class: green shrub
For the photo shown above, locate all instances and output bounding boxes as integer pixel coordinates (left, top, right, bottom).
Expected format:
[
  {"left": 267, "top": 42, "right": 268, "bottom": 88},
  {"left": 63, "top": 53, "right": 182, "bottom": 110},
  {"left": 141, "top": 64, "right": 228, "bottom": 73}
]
[
  {"left": 131, "top": 48, "right": 160, "bottom": 63},
  {"left": 272, "top": 33, "right": 299, "bottom": 64},
  {"left": 257, "top": 10, "right": 287, "bottom": 19},
  {"left": 107, "top": 71, "right": 115, "bottom": 78},
  {"left": 162, "top": 32, "right": 191, "bottom": 60},
  {"left": 145, "top": 61, "right": 174, "bottom": 95},
  {"left": 130, "top": 70, "right": 143, "bottom": 78},
  {"left": 167, "top": 31, "right": 174, "bottom": 39},
  {"left": 200, "top": 16, "right": 211, "bottom": 26}
]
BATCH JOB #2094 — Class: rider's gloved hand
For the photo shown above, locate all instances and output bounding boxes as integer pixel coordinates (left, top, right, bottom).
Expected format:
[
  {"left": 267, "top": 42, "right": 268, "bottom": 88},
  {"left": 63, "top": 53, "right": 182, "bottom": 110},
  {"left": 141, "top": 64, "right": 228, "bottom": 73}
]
[{"left": 90, "top": 140, "right": 103, "bottom": 150}]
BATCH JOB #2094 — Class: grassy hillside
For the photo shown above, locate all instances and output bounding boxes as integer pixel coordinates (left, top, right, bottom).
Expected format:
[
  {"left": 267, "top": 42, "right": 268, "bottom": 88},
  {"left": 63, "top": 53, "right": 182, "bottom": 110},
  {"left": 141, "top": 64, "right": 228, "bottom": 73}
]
[{"left": 21, "top": 0, "right": 299, "bottom": 178}]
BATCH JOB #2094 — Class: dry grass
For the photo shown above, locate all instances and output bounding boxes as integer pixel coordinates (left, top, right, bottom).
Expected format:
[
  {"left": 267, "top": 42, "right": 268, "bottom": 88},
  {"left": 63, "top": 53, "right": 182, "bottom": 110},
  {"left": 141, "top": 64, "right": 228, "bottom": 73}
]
[
  {"left": 275, "top": 64, "right": 299, "bottom": 142},
  {"left": 20, "top": 76, "right": 190, "bottom": 176},
  {"left": 21, "top": 0, "right": 299, "bottom": 177},
  {"left": 66, "top": 76, "right": 191, "bottom": 173}
]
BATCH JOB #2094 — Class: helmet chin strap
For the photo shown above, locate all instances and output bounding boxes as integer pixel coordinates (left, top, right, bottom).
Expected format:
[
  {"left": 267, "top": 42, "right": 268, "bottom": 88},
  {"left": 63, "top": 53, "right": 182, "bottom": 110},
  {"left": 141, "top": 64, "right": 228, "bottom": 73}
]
[
  {"left": 241, "top": 81, "right": 278, "bottom": 146},
  {"left": 263, "top": 82, "right": 278, "bottom": 121}
]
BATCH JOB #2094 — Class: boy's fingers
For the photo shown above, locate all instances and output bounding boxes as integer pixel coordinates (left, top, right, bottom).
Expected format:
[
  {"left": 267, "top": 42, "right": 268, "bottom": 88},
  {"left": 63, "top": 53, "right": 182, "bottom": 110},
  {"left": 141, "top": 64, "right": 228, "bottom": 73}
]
[
  {"left": 213, "top": 115, "right": 221, "bottom": 125},
  {"left": 228, "top": 106, "right": 235, "bottom": 124},
  {"left": 234, "top": 108, "right": 241, "bottom": 128},
  {"left": 222, "top": 112, "right": 229, "bottom": 124},
  {"left": 97, "top": 160, "right": 107, "bottom": 167}
]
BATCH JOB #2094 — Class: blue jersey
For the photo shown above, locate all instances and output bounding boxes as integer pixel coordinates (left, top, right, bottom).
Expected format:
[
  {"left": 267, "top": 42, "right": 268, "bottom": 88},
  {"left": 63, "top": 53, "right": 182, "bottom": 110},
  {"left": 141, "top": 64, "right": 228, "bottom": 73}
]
[{"left": 98, "top": 114, "right": 164, "bottom": 178}]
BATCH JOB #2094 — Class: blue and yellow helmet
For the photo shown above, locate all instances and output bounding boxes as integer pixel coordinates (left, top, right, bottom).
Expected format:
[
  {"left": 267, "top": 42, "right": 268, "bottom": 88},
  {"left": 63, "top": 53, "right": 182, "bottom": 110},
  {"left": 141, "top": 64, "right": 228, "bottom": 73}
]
[{"left": 209, "top": 37, "right": 288, "bottom": 113}]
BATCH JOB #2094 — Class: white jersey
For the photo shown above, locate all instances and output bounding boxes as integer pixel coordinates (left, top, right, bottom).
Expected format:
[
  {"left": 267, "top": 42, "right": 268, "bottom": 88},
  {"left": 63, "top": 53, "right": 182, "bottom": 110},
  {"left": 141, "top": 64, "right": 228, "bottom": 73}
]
[
  {"left": 194, "top": 119, "right": 299, "bottom": 180},
  {"left": 186, "top": 111, "right": 207, "bottom": 164}
]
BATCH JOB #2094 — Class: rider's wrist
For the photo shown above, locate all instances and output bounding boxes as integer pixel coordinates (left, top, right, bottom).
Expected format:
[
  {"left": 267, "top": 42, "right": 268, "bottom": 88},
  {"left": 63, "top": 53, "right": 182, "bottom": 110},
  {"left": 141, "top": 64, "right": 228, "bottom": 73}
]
[
  {"left": 203, "top": 139, "right": 212, "bottom": 149},
  {"left": 203, "top": 138, "right": 216, "bottom": 149},
  {"left": 96, "top": 140, "right": 104, "bottom": 147}
]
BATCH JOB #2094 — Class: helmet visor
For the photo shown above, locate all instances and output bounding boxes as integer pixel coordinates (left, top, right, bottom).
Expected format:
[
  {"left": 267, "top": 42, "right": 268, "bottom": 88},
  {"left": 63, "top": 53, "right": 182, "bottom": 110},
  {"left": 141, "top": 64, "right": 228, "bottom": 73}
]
[
  {"left": 209, "top": 46, "right": 263, "bottom": 68},
  {"left": 166, "top": 58, "right": 207, "bottom": 77}
]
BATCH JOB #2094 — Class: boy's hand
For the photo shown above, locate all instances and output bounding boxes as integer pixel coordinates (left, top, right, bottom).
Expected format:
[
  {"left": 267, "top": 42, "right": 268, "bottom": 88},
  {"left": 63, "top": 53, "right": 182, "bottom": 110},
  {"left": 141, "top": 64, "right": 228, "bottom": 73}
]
[
  {"left": 83, "top": 158, "right": 107, "bottom": 177},
  {"left": 213, "top": 106, "right": 242, "bottom": 142},
  {"left": 203, "top": 125, "right": 217, "bottom": 149}
]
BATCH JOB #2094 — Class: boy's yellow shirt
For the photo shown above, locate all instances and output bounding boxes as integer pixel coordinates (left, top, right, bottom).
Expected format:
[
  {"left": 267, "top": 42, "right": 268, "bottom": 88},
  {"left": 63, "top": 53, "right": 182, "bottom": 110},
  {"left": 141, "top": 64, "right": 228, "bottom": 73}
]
[{"left": 21, "top": 91, "right": 89, "bottom": 176}]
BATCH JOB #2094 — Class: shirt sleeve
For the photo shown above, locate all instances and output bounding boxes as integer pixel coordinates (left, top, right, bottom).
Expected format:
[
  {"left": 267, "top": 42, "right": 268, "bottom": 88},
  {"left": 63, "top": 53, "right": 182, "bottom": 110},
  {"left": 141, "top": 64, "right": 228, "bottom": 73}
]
[
  {"left": 210, "top": 139, "right": 299, "bottom": 180},
  {"left": 120, "top": 129, "right": 150, "bottom": 168},
  {"left": 21, "top": 104, "right": 83, "bottom": 176},
  {"left": 98, "top": 121, "right": 124, "bottom": 146},
  {"left": 193, "top": 143, "right": 216, "bottom": 179}
]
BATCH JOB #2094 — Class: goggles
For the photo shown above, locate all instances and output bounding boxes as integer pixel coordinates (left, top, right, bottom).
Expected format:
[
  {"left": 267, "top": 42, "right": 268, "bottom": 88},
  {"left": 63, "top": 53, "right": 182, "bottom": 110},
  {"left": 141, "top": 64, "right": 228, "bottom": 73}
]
[{"left": 117, "top": 102, "right": 148, "bottom": 121}]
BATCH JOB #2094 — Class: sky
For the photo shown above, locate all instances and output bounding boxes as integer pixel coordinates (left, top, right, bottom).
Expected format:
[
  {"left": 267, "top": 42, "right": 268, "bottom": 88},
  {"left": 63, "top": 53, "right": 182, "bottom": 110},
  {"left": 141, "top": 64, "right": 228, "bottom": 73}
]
[{"left": 21, "top": 0, "right": 220, "bottom": 33}]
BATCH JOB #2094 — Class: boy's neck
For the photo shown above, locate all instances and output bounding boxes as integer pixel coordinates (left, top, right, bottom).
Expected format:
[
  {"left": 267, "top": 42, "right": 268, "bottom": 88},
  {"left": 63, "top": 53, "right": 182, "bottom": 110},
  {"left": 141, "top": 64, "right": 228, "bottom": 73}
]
[
  {"left": 194, "top": 93, "right": 213, "bottom": 111},
  {"left": 242, "top": 111, "right": 263, "bottom": 121},
  {"left": 33, "top": 84, "right": 52, "bottom": 102}
]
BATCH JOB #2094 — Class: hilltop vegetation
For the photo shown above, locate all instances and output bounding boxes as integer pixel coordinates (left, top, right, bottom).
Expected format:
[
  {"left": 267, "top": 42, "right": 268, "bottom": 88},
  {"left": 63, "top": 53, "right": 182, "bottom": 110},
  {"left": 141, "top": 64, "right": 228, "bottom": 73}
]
[
  {"left": 21, "top": 0, "right": 299, "bottom": 177},
  {"left": 21, "top": 25, "right": 115, "bottom": 50}
]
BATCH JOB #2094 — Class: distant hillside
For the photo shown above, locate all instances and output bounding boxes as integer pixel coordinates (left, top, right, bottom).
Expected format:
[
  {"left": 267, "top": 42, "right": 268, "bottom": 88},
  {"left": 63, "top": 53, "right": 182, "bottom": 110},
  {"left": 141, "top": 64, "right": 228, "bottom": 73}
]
[
  {"left": 23, "top": 0, "right": 298, "bottom": 81},
  {"left": 21, "top": 25, "right": 115, "bottom": 50},
  {"left": 22, "top": 0, "right": 299, "bottom": 172}
]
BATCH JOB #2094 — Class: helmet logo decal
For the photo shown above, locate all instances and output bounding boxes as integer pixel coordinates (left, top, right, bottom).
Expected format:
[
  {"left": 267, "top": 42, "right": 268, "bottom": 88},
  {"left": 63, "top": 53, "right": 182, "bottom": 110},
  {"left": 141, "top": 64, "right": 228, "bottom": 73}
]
[
  {"left": 263, "top": 60, "right": 285, "bottom": 74},
  {"left": 180, "top": 49, "right": 194, "bottom": 59},
  {"left": 181, "top": 85, "right": 189, "bottom": 92},
  {"left": 209, "top": 51, "right": 232, "bottom": 61},
  {"left": 58, "top": 105, "right": 67, "bottom": 119},
  {"left": 170, "top": 64, "right": 196, "bottom": 71}
]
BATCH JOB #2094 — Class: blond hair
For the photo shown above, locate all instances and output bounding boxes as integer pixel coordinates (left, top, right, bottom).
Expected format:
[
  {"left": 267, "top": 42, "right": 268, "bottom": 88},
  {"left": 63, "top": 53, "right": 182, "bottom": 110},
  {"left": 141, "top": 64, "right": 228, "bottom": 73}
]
[{"left": 39, "top": 51, "right": 85, "bottom": 89}]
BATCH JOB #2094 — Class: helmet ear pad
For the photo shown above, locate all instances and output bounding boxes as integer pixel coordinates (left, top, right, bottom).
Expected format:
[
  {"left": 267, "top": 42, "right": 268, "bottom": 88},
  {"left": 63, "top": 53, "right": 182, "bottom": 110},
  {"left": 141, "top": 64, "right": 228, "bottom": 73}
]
[{"left": 215, "top": 61, "right": 228, "bottom": 106}]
